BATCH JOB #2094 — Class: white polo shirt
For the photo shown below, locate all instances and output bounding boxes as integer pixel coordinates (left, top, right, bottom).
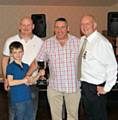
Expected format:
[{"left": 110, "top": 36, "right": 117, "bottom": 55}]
[{"left": 3, "top": 34, "right": 43, "bottom": 65}]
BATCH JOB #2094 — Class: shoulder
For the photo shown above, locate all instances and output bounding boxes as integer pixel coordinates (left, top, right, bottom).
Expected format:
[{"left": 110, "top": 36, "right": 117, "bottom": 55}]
[
  {"left": 68, "top": 34, "right": 80, "bottom": 46},
  {"left": 96, "top": 32, "right": 111, "bottom": 46},
  {"left": 7, "top": 63, "right": 12, "bottom": 68},
  {"left": 22, "top": 63, "right": 29, "bottom": 72},
  {"left": 42, "top": 36, "right": 55, "bottom": 45},
  {"left": 6, "top": 62, "right": 15, "bottom": 71},
  {"left": 92, "top": 32, "right": 113, "bottom": 51},
  {"left": 6, "top": 34, "right": 19, "bottom": 42},
  {"left": 23, "top": 63, "right": 29, "bottom": 71},
  {"left": 46, "top": 36, "right": 55, "bottom": 41},
  {"left": 68, "top": 34, "right": 80, "bottom": 41},
  {"left": 23, "top": 62, "right": 29, "bottom": 66},
  {"left": 22, "top": 62, "right": 29, "bottom": 67},
  {"left": 4, "top": 34, "right": 20, "bottom": 46},
  {"left": 33, "top": 35, "right": 43, "bottom": 41},
  {"left": 31, "top": 35, "right": 44, "bottom": 45}
]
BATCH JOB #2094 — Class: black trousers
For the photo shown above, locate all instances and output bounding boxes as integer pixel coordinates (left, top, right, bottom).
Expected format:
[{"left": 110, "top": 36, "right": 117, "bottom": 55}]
[{"left": 81, "top": 81, "right": 108, "bottom": 120}]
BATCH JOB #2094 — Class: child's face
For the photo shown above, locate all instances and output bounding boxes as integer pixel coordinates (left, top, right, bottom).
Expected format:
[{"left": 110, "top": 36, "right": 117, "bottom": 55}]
[{"left": 11, "top": 48, "right": 24, "bottom": 61}]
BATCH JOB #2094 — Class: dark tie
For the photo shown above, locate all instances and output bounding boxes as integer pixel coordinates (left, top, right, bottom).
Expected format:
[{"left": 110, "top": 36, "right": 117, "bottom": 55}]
[{"left": 78, "top": 38, "right": 87, "bottom": 80}]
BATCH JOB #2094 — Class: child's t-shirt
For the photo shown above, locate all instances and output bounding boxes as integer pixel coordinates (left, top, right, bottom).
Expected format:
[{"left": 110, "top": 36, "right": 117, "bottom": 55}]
[{"left": 6, "top": 61, "right": 32, "bottom": 105}]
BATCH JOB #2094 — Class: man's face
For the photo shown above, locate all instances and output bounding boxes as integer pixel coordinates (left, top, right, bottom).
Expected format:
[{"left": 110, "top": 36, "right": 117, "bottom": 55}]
[
  {"left": 54, "top": 21, "right": 69, "bottom": 40},
  {"left": 80, "top": 16, "right": 96, "bottom": 37},
  {"left": 19, "top": 18, "right": 34, "bottom": 36}
]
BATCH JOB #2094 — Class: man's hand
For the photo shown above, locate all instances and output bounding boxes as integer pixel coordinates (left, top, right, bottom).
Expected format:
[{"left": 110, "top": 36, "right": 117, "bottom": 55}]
[
  {"left": 39, "top": 69, "right": 45, "bottom": 78},
  {"left": 24, "top": 76, "right": 32, "bottom": 85},
  {"left": 4, "top": 79, "right": 10, "bottom": 91},
  {"left": 97, "top": 86, "right": 106, "bottom": 96}
]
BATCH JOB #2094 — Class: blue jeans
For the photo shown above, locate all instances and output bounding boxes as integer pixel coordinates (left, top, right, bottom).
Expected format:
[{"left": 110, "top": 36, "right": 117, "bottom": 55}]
[
  {"left": 10, "top": 100, "right": 33, "bottom": 120},
  {"left": 9, "top": 103, "right": 15, "bottom": 120},
  {"left": 30, "top": 85, "right": 39, "bottom": 120},
  {"left": 9, "top": 86, "right": 39, "bottom": 120}
]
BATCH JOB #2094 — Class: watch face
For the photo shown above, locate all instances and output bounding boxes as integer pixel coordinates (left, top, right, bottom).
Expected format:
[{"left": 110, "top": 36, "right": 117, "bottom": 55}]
[{"left": 37, "top": 61, "right": 45, "bottom": 69}]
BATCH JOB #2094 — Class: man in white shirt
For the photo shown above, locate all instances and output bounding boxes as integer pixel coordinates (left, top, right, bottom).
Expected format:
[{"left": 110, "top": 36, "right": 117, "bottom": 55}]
[
  {"left": 2, "top": 16, "right": 43, "bottom": 120},
  {"left": 79, "top": 15, "right": 117, "bottom": 120}
]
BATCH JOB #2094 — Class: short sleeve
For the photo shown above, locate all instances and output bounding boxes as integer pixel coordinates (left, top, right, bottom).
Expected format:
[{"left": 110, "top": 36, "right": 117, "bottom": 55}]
[
  {"left": 6, "top": 64, "right": 13, "bottom": 76},
  {"left": 2, "top": 39, "right": 11, "bottom": 56}
]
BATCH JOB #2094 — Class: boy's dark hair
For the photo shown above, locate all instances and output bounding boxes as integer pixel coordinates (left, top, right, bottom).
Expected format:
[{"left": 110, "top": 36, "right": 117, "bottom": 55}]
[
  {"left": 9, "top": 41, "right": 24, "bottom": 53},
  {"left": 55, "top": 17, "right": 68, "bottom": 26}
]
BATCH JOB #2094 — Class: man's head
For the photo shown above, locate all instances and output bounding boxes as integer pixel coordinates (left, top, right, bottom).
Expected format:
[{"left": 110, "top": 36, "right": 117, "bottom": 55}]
[
  {"left": 9, "top": 41, "right": 24, "bottom": 61},
  {"left": 80, "top": 15, "right": 97, "bottom": 37},
  {"left": 18, "top": 16, "right": 34, "bottom": 38},
  {"left": 54, "top": 18, "right": 69, "bottom": 41}
]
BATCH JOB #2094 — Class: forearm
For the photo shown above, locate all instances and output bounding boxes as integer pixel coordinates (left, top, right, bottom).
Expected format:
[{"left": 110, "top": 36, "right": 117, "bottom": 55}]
[
  {"left": 9, "top": 79, "right": 26, "bottom": 86},
  {"left": 26, "top": 60, "right": 38, "bottom": 76},
  {"left": 1, "top": 55, "right": 10, "bottom": 91},
  {"left": 104, "top": 62, "right": 117, "bottom": 92},
  {"left": 30, "top": 74, "right": 40, "bottom": 84},
  {"left": 1, "top": 55, "right": 9, "bottom": 80}
]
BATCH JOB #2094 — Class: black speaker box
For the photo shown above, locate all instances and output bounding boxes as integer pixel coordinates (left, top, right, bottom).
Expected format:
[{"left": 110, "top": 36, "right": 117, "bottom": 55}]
[
  {"left": 108, "top": 12, "right": 118, "bottom": 37},
  {"left": 31, "top": 14, "right": 46, "bottom": 38}
]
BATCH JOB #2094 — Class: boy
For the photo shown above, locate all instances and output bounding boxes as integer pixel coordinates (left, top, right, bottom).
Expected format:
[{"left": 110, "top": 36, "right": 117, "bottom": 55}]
[{"left": 6, "top": 41, "right": 33, "bottom": 120}]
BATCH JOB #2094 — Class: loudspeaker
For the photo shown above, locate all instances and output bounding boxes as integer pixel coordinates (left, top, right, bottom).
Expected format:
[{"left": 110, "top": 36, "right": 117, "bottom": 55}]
[
  {"left": 108, "top": 12, "right": 118, "bottom": 37},
  {"left": 31, "top": 14, "right": 46, "bottom": 37}
]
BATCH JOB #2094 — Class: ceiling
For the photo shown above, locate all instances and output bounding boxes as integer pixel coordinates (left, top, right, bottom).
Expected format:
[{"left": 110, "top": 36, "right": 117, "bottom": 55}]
[{"left": 0, "top": 0, "right": 118, "bottom": 6}]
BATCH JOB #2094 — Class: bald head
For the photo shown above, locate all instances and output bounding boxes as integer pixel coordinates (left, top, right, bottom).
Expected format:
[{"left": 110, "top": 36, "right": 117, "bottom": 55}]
[
  {"left": 80, "top": 15, "right": 97, "bottom": 37},
  {"left": 18, "top": 16, "right": 34, "bottom": 38},
  {"left": 19, "top": 16, "right": 33, "bottom": 25}
]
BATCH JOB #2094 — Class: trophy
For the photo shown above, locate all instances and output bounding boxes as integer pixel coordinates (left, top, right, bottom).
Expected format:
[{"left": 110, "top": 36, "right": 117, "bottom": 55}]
[{"left": 37, "top": 60, "right": 48, "bottom": 86}]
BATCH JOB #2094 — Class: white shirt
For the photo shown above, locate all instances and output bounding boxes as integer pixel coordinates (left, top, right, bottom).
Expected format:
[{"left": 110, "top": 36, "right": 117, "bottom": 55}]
[
  {"left": 3, "top": 34, "right": 43, "bottom": 65},
  {"left": 80, "top": 31, "right": 117, "bottom": 92}
]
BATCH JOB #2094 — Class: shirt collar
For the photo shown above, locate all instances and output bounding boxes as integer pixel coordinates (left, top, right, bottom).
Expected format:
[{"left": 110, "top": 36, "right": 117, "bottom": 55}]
[
  {"left": 18, "top": 33, "right": 34, "bottom": 40},
  {"left": 13, "top": 61, "right": 24, "bottom": 69},
  {"left": 86, "top": 30, "right": 98, "bottom": 42}
]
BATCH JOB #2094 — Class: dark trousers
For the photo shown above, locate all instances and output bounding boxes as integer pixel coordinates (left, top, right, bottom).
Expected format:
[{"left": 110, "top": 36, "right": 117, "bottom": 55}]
[{"left": 81, "top": 81, "right": 108, "bottom": 120}]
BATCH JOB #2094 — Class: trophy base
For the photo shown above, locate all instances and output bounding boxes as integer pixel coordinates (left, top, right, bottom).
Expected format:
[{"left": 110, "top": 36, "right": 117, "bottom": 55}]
[{"left": 37, "top": 79, "right": 48, "bottom": 86}]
